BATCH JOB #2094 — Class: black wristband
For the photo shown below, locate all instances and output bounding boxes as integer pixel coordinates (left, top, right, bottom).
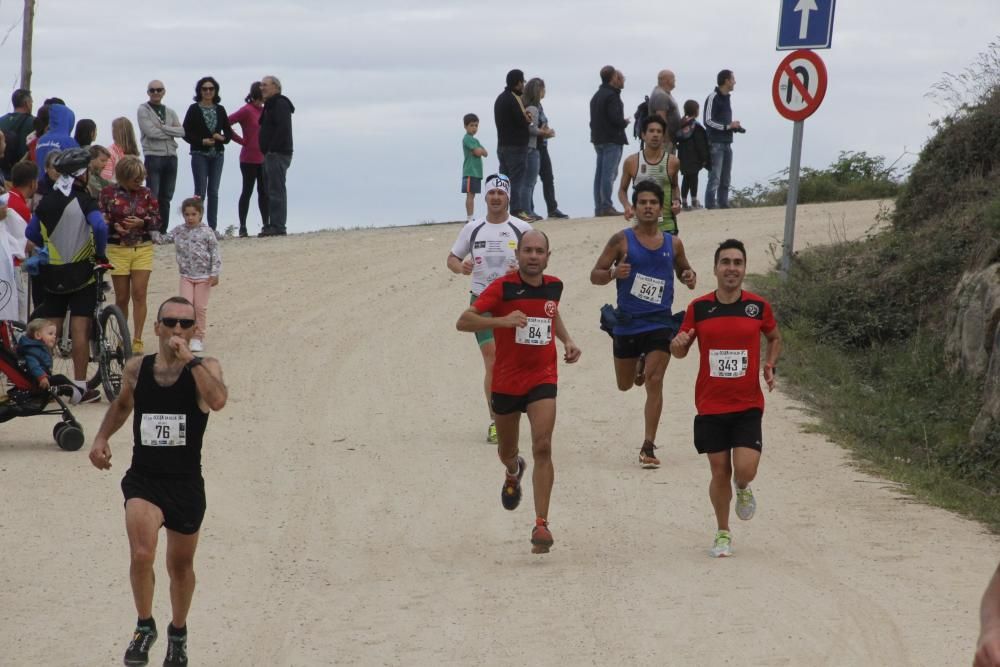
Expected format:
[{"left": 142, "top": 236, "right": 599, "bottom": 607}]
[{"left": 185, "top": 357, "right": 204, "bottom": 372}]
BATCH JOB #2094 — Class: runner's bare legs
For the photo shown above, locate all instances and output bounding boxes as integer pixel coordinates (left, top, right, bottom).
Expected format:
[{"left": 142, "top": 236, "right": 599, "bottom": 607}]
[{"left": 526, "top": 398, "right": 556, "bottom": 520}]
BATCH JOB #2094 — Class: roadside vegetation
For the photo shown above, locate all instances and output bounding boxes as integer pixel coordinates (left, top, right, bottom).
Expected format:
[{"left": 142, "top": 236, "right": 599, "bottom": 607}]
[{"left": 750, "top": 43, "right": 1000, "bottom": 531}]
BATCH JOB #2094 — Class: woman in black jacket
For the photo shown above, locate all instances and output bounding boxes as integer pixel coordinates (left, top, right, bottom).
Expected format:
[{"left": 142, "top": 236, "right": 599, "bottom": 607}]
[{"left": 183, "top": 76, "right": 233, "bottom": 233}]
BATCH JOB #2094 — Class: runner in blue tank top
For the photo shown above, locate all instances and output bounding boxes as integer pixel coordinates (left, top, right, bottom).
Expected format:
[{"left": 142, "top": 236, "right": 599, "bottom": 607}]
[{"left": 590, "top": 181, "right": 697, "bottom": 467}]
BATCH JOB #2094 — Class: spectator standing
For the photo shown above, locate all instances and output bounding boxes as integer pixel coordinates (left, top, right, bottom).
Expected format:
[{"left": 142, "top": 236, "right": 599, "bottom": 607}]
[
  {"left": 589, "top": 66, "right": 630, "bottom": 217},
  {"left": 649, "top": 70, "right": 682, "bottom": 150},
  {"left": 703, "top": 69, "right": 742, "bottom": 209},
  {"left": 73, "top": 119, "right": 97, "bottom": 148},
  {"left": 228, "top": 82, "right": 268, "bottom": 238},
  {"left": 460, "top": 113, "right": 487, "bottom": 221},
  {"left": 183, "top": 76, "right": 233, "bottom": 234},
  {"left": 531, "top": 79, "right": 568, "bottom": 219},
  {"left": 166, "top": 197, "right": 221, "bottom": 352},
  {"left": 87, "top": 146, "right": 113, "bottom": 200},
  {"left": 258, "top": 75, "right": 294, "bottom": 237},
  {"left": 522, "top": 78, "right": 552, "bottom": 222},
  {"left": 0, "top": 89, "right": 34, "bottom": 180},
  {"left": 35, "top": 103, "right": 78, "bottom": 190},
  {"left": 99, "top": 156, "right": 160, "bottom": 355},
  {"left": 100, "top": 117, "right": 141, "bottom": 183},
  {"left": 494, "top": 69, "right": 532, "bottom": 222},
  {"left": 676, "top": 99, "right": 711, "bottom": 210},
  {"left": 138, "top": 80, "right": 185, "bottom": 232}
]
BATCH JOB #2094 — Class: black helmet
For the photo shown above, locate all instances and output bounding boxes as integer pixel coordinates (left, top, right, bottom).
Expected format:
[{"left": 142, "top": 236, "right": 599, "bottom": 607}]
[{"left": 53, "top": 147, "right": 91, "bottom": 175}]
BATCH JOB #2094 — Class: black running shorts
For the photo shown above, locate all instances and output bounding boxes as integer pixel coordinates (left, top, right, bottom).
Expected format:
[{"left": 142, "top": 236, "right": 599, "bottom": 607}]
[
  {"left": 612, "top": 328, "right": 674, "bottom": 359},
  {"left": 491, "top": 383, "right": 557, "bottom": 415},
  {"left": 121, "top": 469, "right": 206, "bottom": 535},
  {"left": 693, "top": 408, "right": 763, "bottom": 455},
  {"left": 34, "top": 286, "right": 97, "bottom": 319}
]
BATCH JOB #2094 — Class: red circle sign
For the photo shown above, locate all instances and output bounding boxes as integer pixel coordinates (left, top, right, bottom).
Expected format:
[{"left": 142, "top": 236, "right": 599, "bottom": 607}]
[{"left": 772, "top": 49, "right": 828, "bottom": 121}]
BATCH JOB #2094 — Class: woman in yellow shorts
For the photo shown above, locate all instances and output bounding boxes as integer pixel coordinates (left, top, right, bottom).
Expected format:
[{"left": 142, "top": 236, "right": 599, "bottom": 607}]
[{"left": 98, "top": 156, "right": 160, "bottom": 354}]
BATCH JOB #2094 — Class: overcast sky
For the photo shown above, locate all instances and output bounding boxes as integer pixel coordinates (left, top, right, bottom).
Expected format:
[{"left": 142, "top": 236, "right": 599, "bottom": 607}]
[{"left": 2, "top": 1, "right": 997, "bottom": 231}]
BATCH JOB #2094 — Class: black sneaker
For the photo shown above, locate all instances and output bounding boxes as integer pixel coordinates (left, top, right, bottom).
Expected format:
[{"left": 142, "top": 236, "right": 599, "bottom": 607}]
[
  {"left": 501, "top": 456, "right": 526, "bottom": 511},
  {"left": 548, "top": 210, "right": 569, "bottom": 219},
  {"left": 123, "top": 625, "right": 158, "bottom": 666},
  {"left": 163, "top": 632, "right": 188, "bottom": 666}
]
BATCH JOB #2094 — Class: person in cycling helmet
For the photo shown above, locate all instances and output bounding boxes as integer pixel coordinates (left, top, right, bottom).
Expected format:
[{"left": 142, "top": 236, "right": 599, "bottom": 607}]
[{"left": 25, "top": 147, "right": 109, "bottom": 402}]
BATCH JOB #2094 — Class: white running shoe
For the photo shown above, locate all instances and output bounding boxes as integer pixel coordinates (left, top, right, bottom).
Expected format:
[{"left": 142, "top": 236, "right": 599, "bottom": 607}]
[
  {"left": 735, "top": 484, "right": 757, "bottom": 521},
  {"left": 189, "top": 339, "right": 204, "bottom": 352},
  {"left": 710, "top": 530, "right": 733, "bottom": 558}
]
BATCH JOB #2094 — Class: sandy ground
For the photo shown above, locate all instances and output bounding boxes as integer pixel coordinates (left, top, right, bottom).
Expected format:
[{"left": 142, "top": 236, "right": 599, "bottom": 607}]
[{"left": 1, "top": 199, "right": 996, "bottom": 666}]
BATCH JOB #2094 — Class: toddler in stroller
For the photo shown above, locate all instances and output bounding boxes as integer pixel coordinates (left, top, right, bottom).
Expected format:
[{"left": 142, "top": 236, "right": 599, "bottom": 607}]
[{"left": 0, "top": 319, "right": 85, "bottom": 450}]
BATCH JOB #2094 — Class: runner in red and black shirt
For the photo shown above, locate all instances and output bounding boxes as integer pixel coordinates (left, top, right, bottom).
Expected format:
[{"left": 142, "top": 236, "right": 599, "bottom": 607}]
[
  {"left": 457, "top": 229, "right": 581, "bottom": 554},
  {"left": 671, "top": 239, "right": 781, "bottom": 558}
]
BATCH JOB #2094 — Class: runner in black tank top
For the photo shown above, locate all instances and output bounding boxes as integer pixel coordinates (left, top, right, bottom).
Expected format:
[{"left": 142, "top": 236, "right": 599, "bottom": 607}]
[{"left": 89, "top": 296, "right": 228, "bottom": 667}]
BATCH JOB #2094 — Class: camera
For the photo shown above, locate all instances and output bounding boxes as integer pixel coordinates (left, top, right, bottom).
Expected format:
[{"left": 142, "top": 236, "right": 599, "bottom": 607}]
[{"left": 733, "top": 126, "right": 747, "bottom": 133}]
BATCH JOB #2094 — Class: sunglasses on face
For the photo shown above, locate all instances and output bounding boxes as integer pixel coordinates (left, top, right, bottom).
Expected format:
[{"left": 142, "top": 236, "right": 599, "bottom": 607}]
[
  {"left": 201, "top": 86, "right": 216, "bottom": 91},
  {"left": 160, "top": 317, "right": 196, "bottom": 329},
  {"left": 148, "top": 87, "right": 164, "bottom": 93}
]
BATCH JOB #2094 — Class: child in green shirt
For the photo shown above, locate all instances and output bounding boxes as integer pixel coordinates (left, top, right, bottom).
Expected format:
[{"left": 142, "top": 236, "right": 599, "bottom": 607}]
[{"left": 461, "top": 113, "right": 488, "bottom": 221}]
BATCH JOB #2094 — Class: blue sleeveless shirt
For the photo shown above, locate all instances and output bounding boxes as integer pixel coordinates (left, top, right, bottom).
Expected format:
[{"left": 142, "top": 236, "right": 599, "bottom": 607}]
[{"left": 614, "top": 228, "right": 675, "bottom": 335}]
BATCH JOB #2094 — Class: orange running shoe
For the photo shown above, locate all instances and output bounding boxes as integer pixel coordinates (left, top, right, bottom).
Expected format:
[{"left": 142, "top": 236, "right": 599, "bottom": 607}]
[
  {"left": 530, "top": 518, "right": 554, "bottom": 554},
  {"left": 639, "top": 440, "right": 660, "bottom": 467}
]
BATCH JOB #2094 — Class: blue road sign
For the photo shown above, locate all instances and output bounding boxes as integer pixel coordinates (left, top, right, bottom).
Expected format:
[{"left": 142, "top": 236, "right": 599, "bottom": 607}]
[{"left": 777, "top": 0, "right": 836, "bottom": 50}]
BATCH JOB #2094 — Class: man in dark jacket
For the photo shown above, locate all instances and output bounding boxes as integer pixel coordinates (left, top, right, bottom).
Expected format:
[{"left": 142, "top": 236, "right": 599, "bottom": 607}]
[
  {"left": 0, "top": 88, "right": 34, "bottom": 180},
  {"left": 589, "top": 66, "right": 630, "bottom": 217},
  {"left": 494, "top": 69, "right": 532, "bottom": 221},
  {"left": 703, "top": 69, "right": 742, "bottom": 209},
  {"left": 258, "top": 75, "right": 294, "bottom": 237}
]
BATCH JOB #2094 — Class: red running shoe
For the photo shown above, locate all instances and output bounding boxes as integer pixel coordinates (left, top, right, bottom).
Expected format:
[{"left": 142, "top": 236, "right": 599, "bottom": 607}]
[{"left": 531, "top": 518, "right": 554, "bottom": 554}]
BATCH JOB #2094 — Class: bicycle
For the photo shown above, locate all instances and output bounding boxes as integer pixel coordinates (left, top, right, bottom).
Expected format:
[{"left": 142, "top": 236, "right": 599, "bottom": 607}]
[{"left": 14, "top": 264, "right": 132, "bottom": 402}]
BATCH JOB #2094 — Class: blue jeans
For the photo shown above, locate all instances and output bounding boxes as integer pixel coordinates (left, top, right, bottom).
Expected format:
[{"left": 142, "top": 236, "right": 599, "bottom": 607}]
[
  {"left": 523, "top": 148, "right": 541, "bottom": 217},
  {"left": 191, "top": 152, "right": 225, "bottom": 229},
  {"left": 264, "top": 153, "right": 292, "bottom": 232},
  {"left": 497, "top": 145, "right": 528, "bottom": 213},
  {"left": 144, "top": 155, "right": 177, "bottom": 231},
  {"left": 593, "top": 143, "right": 623, "bottom": 214},
  {"left": 705, "top": 142, "right": 733, "bottom": 208}
]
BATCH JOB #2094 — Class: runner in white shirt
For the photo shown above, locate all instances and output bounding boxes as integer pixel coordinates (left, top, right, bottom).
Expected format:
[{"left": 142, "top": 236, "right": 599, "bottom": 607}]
[{"left": 447, "top": 174, "right": 532, "bottom": 444}]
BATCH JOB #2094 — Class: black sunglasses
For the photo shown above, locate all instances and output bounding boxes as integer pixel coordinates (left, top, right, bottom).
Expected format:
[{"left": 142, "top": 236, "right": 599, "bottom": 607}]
[
  {"left": 160, "top": 318, "right": 196, "bottom": 329},
  {"left": 148, "top": 87, "right": 164, "bottom": 93},
  {"left": 201, "top": 86, "right": 216, "bottom": 91}
]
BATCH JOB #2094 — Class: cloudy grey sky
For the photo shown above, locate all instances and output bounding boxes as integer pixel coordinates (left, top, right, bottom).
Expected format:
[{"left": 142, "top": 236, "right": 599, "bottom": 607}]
[{"left": 2, "top": 1, "right": 997, "bottom": 231}]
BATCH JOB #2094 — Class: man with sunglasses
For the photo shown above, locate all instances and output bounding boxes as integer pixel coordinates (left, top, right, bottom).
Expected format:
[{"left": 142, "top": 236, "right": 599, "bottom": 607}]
[
  {"left": 137, "top": 80, "right": 184, "bottom": 233},
  {"left": 89, "top": 296, "right": 228, "bottom": 667}
]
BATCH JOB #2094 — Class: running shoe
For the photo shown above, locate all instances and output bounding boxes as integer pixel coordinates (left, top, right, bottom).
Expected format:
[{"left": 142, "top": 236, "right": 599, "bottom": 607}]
[
  {"left": 735, "top": 484, "right": 757, "bottom": 521},
  {"left": 163, "top": 632, "right": 188, "bottom": 666},
  {"left": 710, "top": 530, "right": 733, "bottom": 558},
  {"left": 486, "top": 422, "right": 498, "bottom": 445},
  {"left": 501, "top": 456, "right": 526, "bottom": 511},
  {"left": 79, "top": 388, "right": 101, "bottom": 404},
  {"left": 639, "top": 440, "right": 660, "bottom": 467},
  {"left": 123, "top": 624, "right": 158, "bottom": 666},
  {"left": 530, "top": 518, "right": 554, "bottom": 553},
  {"left": 634, "top": 353, "right": 647, "bottom": 387}
]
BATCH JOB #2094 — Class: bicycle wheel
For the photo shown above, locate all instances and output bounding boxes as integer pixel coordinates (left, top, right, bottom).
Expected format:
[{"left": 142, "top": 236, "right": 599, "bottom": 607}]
[{"left": 97, "top": 305, "right": 132, "bottom": 401}]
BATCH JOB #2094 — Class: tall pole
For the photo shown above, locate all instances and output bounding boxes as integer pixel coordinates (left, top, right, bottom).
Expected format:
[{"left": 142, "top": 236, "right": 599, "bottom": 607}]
[
  {"left": 20, "top": 0, "right": 34, "bottom": 90},
  {"left": 780, "top": 119, "right": 805, "bottom": 278}
]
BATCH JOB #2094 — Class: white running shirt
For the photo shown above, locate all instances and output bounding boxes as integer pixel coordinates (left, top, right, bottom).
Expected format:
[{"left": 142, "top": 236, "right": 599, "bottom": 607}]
[{"left": 450, "top": 217, "right": 533, "bottom": 295}]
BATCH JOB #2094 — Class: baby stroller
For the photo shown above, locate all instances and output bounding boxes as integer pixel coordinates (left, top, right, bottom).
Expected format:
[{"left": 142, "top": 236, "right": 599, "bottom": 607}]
[{"left": 0, "top": 320, "right": 85, "bottom": 450}]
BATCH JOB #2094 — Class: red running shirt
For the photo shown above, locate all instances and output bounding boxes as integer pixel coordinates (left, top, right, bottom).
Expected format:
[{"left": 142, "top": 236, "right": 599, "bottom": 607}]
[
  {"left": 473, "top": 272, "right": 563, "bottom": 395},
  {"left": 680, "top": 290, "right": 777, "bottom": 415}
]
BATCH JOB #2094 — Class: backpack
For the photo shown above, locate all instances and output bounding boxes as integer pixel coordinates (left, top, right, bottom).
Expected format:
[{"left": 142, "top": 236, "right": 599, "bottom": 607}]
[{"left": 633, "top": 96, "right": 650, "bottom": 140}]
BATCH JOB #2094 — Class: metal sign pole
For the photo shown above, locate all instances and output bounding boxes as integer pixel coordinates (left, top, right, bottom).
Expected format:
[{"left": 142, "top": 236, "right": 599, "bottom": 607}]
[{"left": 780, "top": 119, "right": 804, "bottom": 278}]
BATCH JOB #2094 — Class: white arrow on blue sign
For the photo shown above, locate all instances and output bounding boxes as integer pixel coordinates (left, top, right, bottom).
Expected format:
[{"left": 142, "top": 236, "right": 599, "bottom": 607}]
[{"left": 777, "top": 0, "right": 836, "bottom": 50}]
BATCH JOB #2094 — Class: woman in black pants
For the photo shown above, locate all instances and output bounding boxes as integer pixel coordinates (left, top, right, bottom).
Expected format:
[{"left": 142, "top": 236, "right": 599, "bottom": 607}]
[{"left": 228, "top": 82, "right": 268, "bottom": 237}]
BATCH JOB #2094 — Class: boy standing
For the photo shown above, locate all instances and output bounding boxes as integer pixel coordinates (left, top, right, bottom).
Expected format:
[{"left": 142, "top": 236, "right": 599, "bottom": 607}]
[{"left": 461, "top": 113, "right": 488, "bottom": 221}]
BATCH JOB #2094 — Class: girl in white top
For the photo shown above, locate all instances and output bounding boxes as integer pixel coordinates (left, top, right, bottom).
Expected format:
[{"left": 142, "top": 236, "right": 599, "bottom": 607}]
[{"left": 165, "top": 197, "right": 221, "bottom": 352}]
